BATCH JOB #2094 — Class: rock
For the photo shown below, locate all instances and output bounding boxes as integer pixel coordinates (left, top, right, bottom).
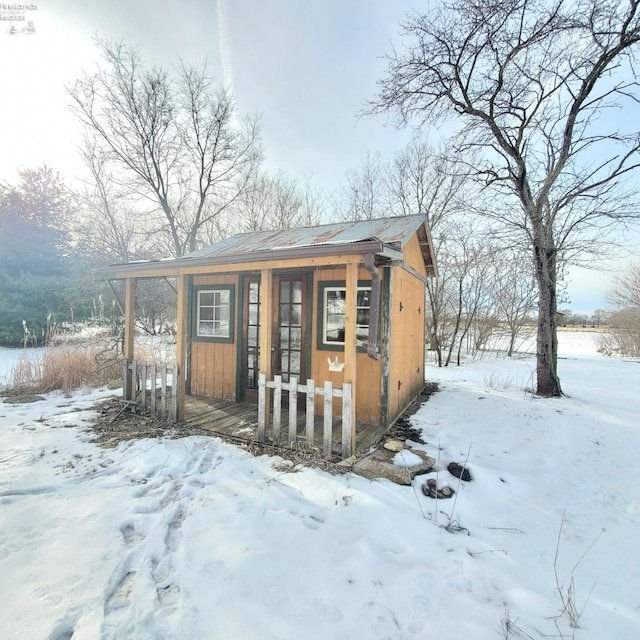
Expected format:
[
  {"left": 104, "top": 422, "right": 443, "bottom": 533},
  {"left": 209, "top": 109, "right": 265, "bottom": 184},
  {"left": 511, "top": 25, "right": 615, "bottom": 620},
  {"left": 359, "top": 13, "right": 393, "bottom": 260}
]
[
  {"left": 107, "top": 379, "right": 123, "bottom": 390},
  {"left": 383, "top": 439, "right": 404, "bottom": 452},
  {"left": 421, "top": 478, "right": 455, "bottom": 499},
  {"left": 353, "top": 447, "right": 435, "bottom": 485},
  {"left": 448, "top": 461, "right": 472, "bottom": 481}
]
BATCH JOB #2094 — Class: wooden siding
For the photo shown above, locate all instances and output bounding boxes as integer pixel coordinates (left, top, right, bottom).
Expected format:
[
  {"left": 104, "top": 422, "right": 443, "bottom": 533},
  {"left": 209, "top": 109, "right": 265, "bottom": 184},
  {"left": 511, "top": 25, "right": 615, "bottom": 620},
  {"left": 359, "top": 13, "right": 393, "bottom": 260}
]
[
  {"left": 403, "top": 232, "right": 429, "bottom": 278},
  {"left": 388, "top": 257, "right": 426, "bottom": 420},
  {"left": 190, "top": 274, "right": 238, "bottom": 400},
  {"left": 311, "top": 267, "right": 383, "bottom": 425}
]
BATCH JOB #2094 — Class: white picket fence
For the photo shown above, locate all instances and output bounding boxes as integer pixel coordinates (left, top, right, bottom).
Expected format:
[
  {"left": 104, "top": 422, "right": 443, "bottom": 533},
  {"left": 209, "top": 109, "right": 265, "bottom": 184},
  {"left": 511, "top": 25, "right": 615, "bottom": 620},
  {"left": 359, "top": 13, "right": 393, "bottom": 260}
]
[
  {"left": 257, "top": 373, "right": 353, "bottom": 458},
  {"left": 123, "top": 359, "right": 178, "bottom": 423}
]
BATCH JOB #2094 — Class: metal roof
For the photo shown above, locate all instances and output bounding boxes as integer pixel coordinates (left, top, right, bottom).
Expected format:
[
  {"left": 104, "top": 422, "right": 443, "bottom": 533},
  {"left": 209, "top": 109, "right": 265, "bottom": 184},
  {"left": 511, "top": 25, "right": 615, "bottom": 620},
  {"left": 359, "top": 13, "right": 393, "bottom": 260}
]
[
  {"left": 182, "top": 214, "right": 428, "bottom": 260},
  {"left": 100, "top": 214, "right": 436, "bottom": 278}
]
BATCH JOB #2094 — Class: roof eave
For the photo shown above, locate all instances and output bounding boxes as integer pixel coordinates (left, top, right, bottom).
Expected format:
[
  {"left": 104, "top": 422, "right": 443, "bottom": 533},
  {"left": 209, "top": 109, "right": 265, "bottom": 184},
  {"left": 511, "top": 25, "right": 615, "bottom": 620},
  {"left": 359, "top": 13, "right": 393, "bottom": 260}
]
[{"left": 99, "top": 240, "right": 404, "bottom": 279}]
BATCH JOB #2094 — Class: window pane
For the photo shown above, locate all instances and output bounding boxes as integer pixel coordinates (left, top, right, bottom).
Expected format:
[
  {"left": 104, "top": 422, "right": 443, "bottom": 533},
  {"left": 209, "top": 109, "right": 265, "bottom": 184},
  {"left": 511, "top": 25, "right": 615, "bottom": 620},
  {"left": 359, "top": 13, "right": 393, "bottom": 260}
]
[
  {"left": 280, "top": 304, "right": 290, "bottom": 324},
  {"left": 357, "top": 308, "right": 370, "bottom": 326},
  {"left": 249, "top": 304, "right": 258, "bottom": 325},
  {"left": 280, "top": 350, "right": 289, "bottom": 371},
  {"left": 218, "top": 290, "right": 230, "bottom": 305},
  {"left": 280, "top": 281, "right": 290, "bottom": 303},
  {"left": 289, "top": 351, "right": 300, "bottom": 374},
  {"left": 291, "top": 281, "right": 302, "bottom": 303},
  {"left": 290, "top": 327, "right": 301, "bottom": 349},
  {"left": 249, "top": 282, "right": 259, "bottom": 304},
  {"left": 280, "top": 327, "right": 289, "bottom": 344},
  {"left": 357, "top": 289, "right": 371, "bottom": 306},
  {"left": 248, "top": 326, "right": 258, "bottom": 345},
  {"left": 200, "top": 307, "right": 214, "bottom": 321},
  {"left": 200, "top": 292, "right": 214, "bottom": 307},
  {"left": 199, "top": 321, "right": 213, "bottom": 336},
  {"left": 290, "top": 304, "right": 301, "bottom": 327}
]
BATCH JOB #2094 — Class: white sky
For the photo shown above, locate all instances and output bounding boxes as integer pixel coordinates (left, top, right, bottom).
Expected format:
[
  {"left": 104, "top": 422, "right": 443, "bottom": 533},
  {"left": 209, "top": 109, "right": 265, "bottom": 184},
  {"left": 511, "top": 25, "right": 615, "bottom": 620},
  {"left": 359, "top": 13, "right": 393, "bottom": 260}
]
[{"left": 0, "top": 0, "right": 638, "bottom": 314}]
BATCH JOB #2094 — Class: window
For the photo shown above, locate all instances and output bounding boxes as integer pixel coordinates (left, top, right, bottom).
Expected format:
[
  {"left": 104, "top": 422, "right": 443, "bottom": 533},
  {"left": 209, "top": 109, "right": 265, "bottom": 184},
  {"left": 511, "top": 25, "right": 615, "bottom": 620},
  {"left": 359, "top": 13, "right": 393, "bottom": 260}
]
[
  {"left": 192, "top": 285, "right": 235, "bottom": 342},
  {"left": 319, "top": 282, "right": 372, "bottom": 349}
]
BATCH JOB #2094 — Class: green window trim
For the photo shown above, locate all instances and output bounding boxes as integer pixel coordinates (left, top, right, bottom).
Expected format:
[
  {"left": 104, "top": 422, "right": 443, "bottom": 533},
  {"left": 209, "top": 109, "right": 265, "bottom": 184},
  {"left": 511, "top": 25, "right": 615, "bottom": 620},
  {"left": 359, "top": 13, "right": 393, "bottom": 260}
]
[
  {"left": 316, "top": 280, "right": 376, "bottom": 352},
  {"left": 191, "top": 284, "right": 235, "bottom": 343}
]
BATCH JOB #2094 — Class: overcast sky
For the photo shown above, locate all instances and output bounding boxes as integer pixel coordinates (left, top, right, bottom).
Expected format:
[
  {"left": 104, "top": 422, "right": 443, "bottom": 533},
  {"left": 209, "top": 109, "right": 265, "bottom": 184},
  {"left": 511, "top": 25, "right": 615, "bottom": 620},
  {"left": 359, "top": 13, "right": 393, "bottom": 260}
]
[{"left": 1, "top": 0, "right": 637, "bottom": 314}]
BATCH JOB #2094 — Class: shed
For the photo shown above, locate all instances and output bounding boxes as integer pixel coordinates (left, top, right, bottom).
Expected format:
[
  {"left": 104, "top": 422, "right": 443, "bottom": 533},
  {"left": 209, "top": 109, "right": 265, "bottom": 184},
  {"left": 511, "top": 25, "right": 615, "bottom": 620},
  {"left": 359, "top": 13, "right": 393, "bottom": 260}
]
[{"left": 102, "top": 214, "right": 437, "bottom": 457}]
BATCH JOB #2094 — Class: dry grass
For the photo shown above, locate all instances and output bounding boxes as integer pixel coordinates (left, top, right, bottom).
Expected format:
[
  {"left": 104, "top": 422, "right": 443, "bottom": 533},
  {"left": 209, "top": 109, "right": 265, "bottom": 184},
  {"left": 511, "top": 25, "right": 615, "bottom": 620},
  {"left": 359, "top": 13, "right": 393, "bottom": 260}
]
[{"left": 7, "top": 336, "right": 173, "bottom": 397}]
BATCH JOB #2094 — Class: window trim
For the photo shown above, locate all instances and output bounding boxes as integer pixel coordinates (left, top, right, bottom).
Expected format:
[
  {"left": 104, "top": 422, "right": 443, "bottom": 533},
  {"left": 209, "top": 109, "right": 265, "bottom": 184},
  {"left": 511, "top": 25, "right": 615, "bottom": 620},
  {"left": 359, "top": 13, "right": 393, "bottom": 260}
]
[
  {"left": 317, "top": 280, "right": 375, "bottom": 352},
  {"left": 191, "top": 284, "right": 235, "bottom": 343}
]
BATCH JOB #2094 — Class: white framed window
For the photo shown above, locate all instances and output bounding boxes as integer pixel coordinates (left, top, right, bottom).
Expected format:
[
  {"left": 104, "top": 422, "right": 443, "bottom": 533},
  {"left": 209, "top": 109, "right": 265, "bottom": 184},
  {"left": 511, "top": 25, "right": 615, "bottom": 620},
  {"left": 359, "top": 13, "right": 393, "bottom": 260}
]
[
  {"left": 194, "top": 286, "right": 234, "bottom": 342},
  {"left": 321, "top": 285, "right": 371, "bottom": 348}
]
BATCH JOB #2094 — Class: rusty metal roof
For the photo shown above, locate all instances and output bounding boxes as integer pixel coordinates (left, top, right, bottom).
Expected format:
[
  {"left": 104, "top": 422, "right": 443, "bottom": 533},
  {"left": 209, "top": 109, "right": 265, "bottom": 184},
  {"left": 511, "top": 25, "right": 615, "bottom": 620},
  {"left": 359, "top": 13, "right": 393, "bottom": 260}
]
[
  {"left": 183, "top": 214, "right": 428, "bottom": 260},
  {"left": 100, "top": 214, "right": 436, "bottom": 278}
]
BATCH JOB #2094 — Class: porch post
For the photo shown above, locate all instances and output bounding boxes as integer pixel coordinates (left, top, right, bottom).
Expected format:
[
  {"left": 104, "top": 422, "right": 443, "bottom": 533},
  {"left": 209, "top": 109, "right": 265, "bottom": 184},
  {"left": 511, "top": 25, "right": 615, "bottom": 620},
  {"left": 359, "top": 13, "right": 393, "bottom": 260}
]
[
  {"left": 259, "top": 268, "right": 273, "bottom": 432},
  {"left": 175, "top": 274, "right": 188, "bottom": 421},
  {"left": 124, "top": 277, "right": 136, "bottom": 401},
  {"left": 343, "top": 262, "right": 358, "bottom": 455}
]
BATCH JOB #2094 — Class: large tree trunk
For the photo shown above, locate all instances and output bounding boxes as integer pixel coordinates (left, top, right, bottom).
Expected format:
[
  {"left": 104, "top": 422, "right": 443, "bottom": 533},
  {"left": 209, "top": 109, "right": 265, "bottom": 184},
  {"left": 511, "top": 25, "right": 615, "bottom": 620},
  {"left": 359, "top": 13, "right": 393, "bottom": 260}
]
[{"left": 534, "top": 241, "right": 562, "bottom": 397}]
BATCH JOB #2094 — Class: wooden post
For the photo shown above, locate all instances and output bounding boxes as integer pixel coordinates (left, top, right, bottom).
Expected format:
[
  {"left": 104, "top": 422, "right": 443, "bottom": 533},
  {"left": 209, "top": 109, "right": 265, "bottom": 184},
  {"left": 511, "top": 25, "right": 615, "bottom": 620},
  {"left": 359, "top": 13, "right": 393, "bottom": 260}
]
[
  {"left": 124, "top": 277, "right": 136, "bottom": 401},
  {"left": 323, "top": 381, "right": 333, "bottom": 456},
  {"left": 175, "top": 274, "right": 189, "bottom": 421},
  {"left": 342, "top": 383, "right": 352, "bottom": 459},
  {"left": 140, "top": 362, "right": 147, "bottom": 414},
  {"left": 258, "top": 373, "right": 266, "bottom": 441},
  {"left": 288, "top": 375, "right": 298, "bottom": 445},
  {"left": 259, "top": 268, "right": 273, "bottom": 432},
  {"left": 343, "top": 262, "right": 358, "bottom": 455},
  {"left": 273, "top": 375, "right": 282, "bottom": 443},
  {"left": 305, "top": 378, "right": 315, "bottom": 446}
]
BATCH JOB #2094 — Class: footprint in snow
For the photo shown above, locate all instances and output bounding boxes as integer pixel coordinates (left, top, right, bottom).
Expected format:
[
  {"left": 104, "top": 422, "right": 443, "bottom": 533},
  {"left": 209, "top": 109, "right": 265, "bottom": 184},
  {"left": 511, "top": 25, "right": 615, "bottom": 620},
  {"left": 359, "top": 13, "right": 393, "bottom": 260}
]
[
  {"left": 156, "top": 583, "right": 181, "bottom": 610},
  {"left": 47, "top": 622, "right": 75, "bottom": 640},
  {"left": 105, "top": 571, "right": 136, "bottom": 611},
  {"left": 120, "top": 523, "right": 144, "bottom": 548},
  {"left": 165, "top": 510, "right": 185, "bottom": 552}
]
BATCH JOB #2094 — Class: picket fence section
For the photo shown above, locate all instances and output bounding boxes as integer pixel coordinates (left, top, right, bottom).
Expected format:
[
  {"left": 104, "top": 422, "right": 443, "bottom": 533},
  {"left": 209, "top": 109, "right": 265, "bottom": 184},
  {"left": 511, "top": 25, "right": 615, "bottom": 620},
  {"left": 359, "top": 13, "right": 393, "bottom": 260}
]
[
  {"left": 123, "top": 359, "right": 178, "bottom": 423},
  {"left": 258, "top": 373, "right": 352, "bottom": 458}
]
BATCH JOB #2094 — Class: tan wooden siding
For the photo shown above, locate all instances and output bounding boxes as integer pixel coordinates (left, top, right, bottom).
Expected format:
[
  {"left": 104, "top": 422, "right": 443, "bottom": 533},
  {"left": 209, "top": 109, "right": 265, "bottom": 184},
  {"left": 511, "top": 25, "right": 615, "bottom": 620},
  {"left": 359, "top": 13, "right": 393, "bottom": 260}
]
[
  {"left": 403, "top": 233, "right": 428, "bottom": 278},
  {"left": 190, "top": 274, "right": 238, "bottom": 400},
  {"left": 388, "top": 265, "right": 426, "bottom": 420}
]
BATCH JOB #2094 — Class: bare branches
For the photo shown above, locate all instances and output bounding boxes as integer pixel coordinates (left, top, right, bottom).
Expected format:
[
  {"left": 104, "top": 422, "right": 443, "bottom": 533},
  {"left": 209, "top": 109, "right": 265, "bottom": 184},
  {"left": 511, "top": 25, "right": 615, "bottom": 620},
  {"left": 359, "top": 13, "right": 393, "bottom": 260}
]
[
  {"left": 68, "top": 39, "right": 261, "bottom": 258},
  {"left": 369, "top": 0, "right": 640, "bottom": 396}
]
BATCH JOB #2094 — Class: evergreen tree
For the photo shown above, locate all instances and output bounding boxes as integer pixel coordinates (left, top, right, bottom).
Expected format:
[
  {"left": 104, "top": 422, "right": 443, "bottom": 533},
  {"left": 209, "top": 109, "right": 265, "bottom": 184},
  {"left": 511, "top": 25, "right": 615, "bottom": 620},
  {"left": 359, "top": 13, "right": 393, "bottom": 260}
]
[{"left": 0, "top": 167, "right": 76, "bottom": 346}]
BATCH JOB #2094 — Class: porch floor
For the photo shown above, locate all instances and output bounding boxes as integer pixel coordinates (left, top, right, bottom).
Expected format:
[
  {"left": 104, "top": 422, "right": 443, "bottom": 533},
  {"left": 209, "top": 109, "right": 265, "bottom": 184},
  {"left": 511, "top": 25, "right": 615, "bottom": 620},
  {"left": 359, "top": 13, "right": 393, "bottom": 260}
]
[{"left": 184, "top": 395, "right": 387, "bottom": 455}]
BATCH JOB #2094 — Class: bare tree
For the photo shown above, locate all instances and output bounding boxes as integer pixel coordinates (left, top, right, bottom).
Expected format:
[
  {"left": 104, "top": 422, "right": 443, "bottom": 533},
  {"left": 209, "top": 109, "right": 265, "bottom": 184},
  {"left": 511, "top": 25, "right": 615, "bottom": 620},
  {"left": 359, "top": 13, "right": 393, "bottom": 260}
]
[
  {"left": 607, "top": 263, "right": 640, "bottom": 309},
  {"left": 68, "top": 39, "right": 261, "bottom": 258},
  {"left": 493, "top": 252, "right": 538, "bottom": 357},
  {"left": 386, "top": 139, "right": 465, "bottom": 229},
  {"left": 333, "top": 151, "right": 387, "bottom": 221},
  {"left": 232, "top": 170, "right": 324, "bottom": 233},
  {"left": 369, "top": 0, "right": 640, "bottom": 396}
]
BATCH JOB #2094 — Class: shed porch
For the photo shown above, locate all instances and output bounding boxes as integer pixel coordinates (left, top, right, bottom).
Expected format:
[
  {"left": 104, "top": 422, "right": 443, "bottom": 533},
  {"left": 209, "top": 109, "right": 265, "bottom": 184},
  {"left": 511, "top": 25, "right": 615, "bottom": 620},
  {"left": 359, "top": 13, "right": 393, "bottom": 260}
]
[{"left": 184, "top": 395, "right": 385, "bottom": 455}]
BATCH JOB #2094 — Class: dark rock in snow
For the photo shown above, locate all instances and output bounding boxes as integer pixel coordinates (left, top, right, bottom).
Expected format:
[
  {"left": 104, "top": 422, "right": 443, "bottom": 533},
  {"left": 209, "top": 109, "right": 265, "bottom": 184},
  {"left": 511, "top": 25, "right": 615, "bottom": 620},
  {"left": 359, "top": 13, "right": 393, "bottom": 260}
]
[
  {"left": 421, "top": 478, "right": 455, "bottom": 499},
  {"left": 448, "top": 461, "right": 472, "bottom": 482}
]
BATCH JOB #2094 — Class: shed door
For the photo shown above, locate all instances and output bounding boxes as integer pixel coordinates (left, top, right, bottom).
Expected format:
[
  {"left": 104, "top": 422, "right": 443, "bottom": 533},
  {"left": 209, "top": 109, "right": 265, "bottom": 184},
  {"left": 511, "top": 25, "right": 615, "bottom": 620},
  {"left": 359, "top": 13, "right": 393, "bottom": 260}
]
[
  {"left": 273, "top": 276, "right": 307, "bottom": 386},
  {"left": 241, "top": 275, "right": 307, "bottom": 404}
]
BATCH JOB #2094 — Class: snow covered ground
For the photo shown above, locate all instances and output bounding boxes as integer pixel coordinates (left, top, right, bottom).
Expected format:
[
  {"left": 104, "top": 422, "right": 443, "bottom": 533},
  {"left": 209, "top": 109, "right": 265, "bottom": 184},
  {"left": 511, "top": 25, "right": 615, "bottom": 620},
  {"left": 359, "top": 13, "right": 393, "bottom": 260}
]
[{"left": 1, "top": 332, "right": 639, "bottom": 640}]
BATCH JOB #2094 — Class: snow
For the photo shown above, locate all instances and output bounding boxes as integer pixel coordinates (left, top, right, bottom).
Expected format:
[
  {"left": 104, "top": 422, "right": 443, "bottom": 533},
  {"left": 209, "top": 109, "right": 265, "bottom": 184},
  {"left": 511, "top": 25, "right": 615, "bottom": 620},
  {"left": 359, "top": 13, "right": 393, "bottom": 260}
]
[{"left": 1, "top": 331, "right": 639, "bottom": 639}]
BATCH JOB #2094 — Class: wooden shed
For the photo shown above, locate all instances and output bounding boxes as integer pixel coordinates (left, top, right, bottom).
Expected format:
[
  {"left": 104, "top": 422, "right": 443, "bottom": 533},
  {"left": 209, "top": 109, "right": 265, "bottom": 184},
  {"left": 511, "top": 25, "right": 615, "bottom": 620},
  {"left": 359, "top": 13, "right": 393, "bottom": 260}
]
[{"left": 102, "top": 214, "right": 436, "bottom": 457}]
